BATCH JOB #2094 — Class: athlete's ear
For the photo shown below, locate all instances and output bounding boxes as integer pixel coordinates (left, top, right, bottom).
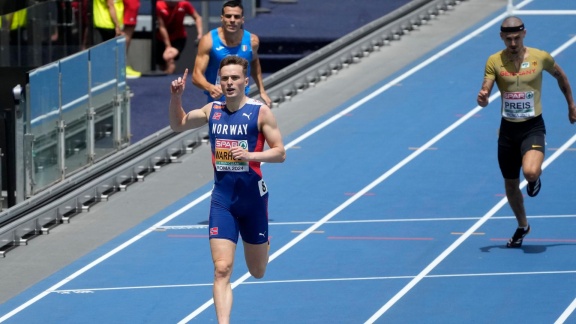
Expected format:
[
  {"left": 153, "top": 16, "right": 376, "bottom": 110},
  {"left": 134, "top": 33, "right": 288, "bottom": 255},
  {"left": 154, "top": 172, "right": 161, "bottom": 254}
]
[{"left": 245, "top": 77, "right": 248, "bottom": 86}]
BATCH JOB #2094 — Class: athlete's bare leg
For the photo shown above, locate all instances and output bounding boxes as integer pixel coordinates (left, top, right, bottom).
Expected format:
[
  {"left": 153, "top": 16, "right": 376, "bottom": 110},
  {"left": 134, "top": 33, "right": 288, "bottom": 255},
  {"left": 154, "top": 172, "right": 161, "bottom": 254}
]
[
  {"left": 243, "top": 241, "right": 269, "bottom": 279},
  {"left": 504, "top": 178, "right": 528, "bottom": 227},
  {"left": 522, "top": 149, "right": 544, "bottom": 182},
  {"left": 210, "top": 238, "right": 236, "bottom": 324}
]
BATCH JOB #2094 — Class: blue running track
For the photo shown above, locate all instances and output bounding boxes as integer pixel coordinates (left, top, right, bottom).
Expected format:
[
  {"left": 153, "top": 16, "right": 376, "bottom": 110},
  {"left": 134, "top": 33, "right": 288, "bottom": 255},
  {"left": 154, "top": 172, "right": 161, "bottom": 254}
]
[{"left": 1, "top": 1, "right": 576, "bottom": 323}]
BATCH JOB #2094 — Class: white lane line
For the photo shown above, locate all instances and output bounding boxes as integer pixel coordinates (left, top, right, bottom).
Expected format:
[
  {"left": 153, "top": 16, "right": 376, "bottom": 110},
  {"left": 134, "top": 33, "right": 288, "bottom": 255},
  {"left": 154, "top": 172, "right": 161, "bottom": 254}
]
[
  {"left": 556, "top": 298, "right": 576, "bottom": 324},
  {"left": 157, "top": 214, "right": 576, "bottom": 228},
  {"left": 512, "top": 10, "right": 576, "bottom": 15},
  {"left": 51, "top": 269, "right": 576, "bottom": 294}
]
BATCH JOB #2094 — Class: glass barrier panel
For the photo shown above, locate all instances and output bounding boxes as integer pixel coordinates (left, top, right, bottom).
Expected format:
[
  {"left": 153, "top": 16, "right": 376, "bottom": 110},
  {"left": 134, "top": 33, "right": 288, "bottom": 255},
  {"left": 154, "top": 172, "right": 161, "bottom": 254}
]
[
  {"left": 116, "top": 37, "right": 126, "bottom": 90},
  {"left": 28, "top": 62, "right": 62, "bottom": 191},
  {"left": 116, "top": 37, "right": 130, "bottom": 146},
  {"left": 89, "top": 38, "right": 118, "bottom": 160},
  {"left": 60, "top": 50, "right": 90, "bottom": 175}
]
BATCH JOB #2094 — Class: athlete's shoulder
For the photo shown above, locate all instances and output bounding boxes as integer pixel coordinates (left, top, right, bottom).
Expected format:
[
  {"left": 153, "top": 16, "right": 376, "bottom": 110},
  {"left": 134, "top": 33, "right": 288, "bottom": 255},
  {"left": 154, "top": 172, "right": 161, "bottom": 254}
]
[
  {"left": 199, "top": 29, "right": 216, "bottom": 50},
  {"left": 246, "top": 98, "right": 264, "bottom": 107},
  {"left": 486, "top": 50, "right": 504, "bottom": 66},
  {"left": 248, "top": 31, "right": 259, "bottom": 44},
  {"left": 527, "top": 47, "right": 552, "bottom": 58},
  {"left": 212, "top": 100, "right": 226, "bottom": 109},
  {"left": 528, "top": 47, "right": 555, "bottom": 67},
  {"left": 489, "top": 50, "right": 504, "bottom": 59},
  {"left": 210, "top": 28, "right": 220, "bottom": 38}
]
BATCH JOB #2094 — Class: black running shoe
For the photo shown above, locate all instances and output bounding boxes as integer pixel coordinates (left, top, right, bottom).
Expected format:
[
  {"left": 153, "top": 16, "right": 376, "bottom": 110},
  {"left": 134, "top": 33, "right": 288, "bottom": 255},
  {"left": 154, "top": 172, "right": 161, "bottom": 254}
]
[
  {"left": 527, "top": 178, "right": 541, "bottom": 197},
  {"left": 506, "top": 225, "right": 530, "bottom": 248}
]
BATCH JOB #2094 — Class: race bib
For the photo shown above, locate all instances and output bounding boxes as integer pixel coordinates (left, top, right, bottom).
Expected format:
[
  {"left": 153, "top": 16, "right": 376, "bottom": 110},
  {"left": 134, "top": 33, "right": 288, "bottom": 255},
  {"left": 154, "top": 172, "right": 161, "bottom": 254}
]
[
  {"left": 502, "top": 91, "right": 535, "bottom": 119},
  {"left": 214, "top": 139, "right": 249, "bottom": 172},
  {"left": 258, "top": 179, "right": 268, "bottom": 197}
]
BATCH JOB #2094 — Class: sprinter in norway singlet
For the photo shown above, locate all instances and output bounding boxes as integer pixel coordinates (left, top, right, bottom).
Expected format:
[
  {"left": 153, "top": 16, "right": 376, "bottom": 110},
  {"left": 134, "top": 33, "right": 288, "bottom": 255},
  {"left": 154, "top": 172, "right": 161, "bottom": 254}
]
[{"left": 207, "top": 98, "right": 269, "bottom": 244}]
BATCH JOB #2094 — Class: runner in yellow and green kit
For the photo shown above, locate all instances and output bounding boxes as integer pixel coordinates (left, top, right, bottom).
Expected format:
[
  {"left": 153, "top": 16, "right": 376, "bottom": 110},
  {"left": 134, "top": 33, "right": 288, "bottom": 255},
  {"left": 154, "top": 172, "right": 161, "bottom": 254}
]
[{"left": 477, "top": 16, "right": 576, "bottom": 248}]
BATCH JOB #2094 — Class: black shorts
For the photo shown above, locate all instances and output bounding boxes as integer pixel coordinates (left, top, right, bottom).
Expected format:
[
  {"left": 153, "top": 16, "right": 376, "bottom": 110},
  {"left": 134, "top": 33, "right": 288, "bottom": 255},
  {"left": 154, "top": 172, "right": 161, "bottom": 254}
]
[
  {"left": 497, "top": 115, "right": 546, "bottom": 179},
  {"left": 95, "top": 28, "right": 116, "bottom": 43}
]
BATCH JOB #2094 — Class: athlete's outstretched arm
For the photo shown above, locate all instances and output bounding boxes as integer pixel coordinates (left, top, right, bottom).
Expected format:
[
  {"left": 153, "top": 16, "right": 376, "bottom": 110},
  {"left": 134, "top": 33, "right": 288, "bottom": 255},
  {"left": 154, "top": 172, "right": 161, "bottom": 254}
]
[
  {"left": 550, "top": 63, "right": 576, "bottom": 124},
  {"left": 169, "top": 69, "right": 211, "bottom": 132},
  {"left": 477, "top": 78, "right": 494, "bottom": 108}
]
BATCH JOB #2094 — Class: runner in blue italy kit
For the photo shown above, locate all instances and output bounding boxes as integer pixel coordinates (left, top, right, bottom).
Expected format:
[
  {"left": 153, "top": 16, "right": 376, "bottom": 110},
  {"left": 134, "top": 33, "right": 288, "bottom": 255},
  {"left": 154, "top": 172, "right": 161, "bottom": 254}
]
[
  {"left": 192, "top": 0, "right": 271, "bottom": 106},
  {"left": 169, "top": 56, "right": 285, "bottom": 324},
  {"left": 204, "top": 28, "right": 253, "bottom": 100}
]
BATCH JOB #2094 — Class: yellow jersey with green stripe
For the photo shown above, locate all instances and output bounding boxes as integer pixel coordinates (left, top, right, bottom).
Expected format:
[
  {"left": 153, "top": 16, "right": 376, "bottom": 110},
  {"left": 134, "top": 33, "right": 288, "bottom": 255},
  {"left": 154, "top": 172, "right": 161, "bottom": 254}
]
[{"left": 484, "top": 47, "right": 555, "bottom": 122}]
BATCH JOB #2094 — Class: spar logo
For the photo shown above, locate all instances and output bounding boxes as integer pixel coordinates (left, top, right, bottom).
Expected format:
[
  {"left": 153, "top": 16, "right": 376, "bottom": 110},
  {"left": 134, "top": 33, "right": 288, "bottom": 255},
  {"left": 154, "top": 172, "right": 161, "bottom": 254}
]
[
  {"left": 504, "top": 91, "right": 534, "bottom": 100},
  {"left": 215, "top": 139, "right": 248, "bottom": 149},
  {"left": 504, "top": 92, "right": 524, "bottom": 99},
  {"left": 210, "top": 227, "right": 218, "bottom": 236}
]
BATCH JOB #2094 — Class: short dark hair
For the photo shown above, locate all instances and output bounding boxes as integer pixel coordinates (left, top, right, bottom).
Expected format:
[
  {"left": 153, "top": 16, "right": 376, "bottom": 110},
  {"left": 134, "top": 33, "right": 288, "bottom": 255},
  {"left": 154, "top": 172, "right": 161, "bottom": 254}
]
[
  {"left": 222, "top": 1, "right": 243, "bottom": 15},
  {"left": 219, "top": 56, "right": 248, "bottom": 76}
]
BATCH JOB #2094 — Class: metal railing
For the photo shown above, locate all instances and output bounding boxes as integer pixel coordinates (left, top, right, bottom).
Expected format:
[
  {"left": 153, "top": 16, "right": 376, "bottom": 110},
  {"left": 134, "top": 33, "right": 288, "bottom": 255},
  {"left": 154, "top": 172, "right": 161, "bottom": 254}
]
[
  {"left": 0, "top": 36, "right": 132, "bottom": 254},
  {"left": 23, "top": 37, "right": 131, "bottom": 196}
]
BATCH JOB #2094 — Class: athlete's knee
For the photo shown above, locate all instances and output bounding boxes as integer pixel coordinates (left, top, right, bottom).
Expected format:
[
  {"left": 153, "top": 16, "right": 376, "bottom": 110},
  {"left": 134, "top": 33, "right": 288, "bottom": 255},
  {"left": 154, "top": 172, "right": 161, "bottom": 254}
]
[
  {"left": 522, "top": 168, "right": 541, "bottom": 182},
  {"left": 213, "top": 260, "right": 233, "bottom": 280},
  {"left": 248, "top": 264, "right": 267, "bottom": 279},
  {"left": 246, "top": 255, "right": 268, "bottom": 279}
]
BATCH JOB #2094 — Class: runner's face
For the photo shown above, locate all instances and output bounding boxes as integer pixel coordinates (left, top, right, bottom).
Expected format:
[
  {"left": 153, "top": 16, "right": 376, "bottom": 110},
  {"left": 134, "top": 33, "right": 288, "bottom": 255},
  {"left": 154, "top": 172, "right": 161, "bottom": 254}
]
[
  {"left": 501, "top": 31, "right": 525, "bottom": 54},
  {"left": 219, "top": 64, "right": 247, "bottom": 98},
  {"left": 221, "top": 7, "right": 244, "bottom": 32}
]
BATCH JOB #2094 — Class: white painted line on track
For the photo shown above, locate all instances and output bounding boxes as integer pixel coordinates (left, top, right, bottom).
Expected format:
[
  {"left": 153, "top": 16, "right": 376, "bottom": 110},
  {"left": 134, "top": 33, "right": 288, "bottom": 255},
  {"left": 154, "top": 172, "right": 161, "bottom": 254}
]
[
  {"left": 158, "top": 214, "right": 576, "bottom": 228},
  {"left": 512, "top": 10, "right": 576, "bottom": 15},
  {"left": 50, "top": 269, "right": 576, "bottom": 294},
  {"left": 556, "top": 298, "right": 576, "bottom": 324}
]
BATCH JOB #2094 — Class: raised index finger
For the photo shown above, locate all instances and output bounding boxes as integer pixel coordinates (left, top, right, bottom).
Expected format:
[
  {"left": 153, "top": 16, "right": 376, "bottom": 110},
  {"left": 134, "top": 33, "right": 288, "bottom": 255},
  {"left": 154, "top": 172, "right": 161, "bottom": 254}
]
[{"left": 182, "top": 68, "right": 188, "bottom": 83}]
